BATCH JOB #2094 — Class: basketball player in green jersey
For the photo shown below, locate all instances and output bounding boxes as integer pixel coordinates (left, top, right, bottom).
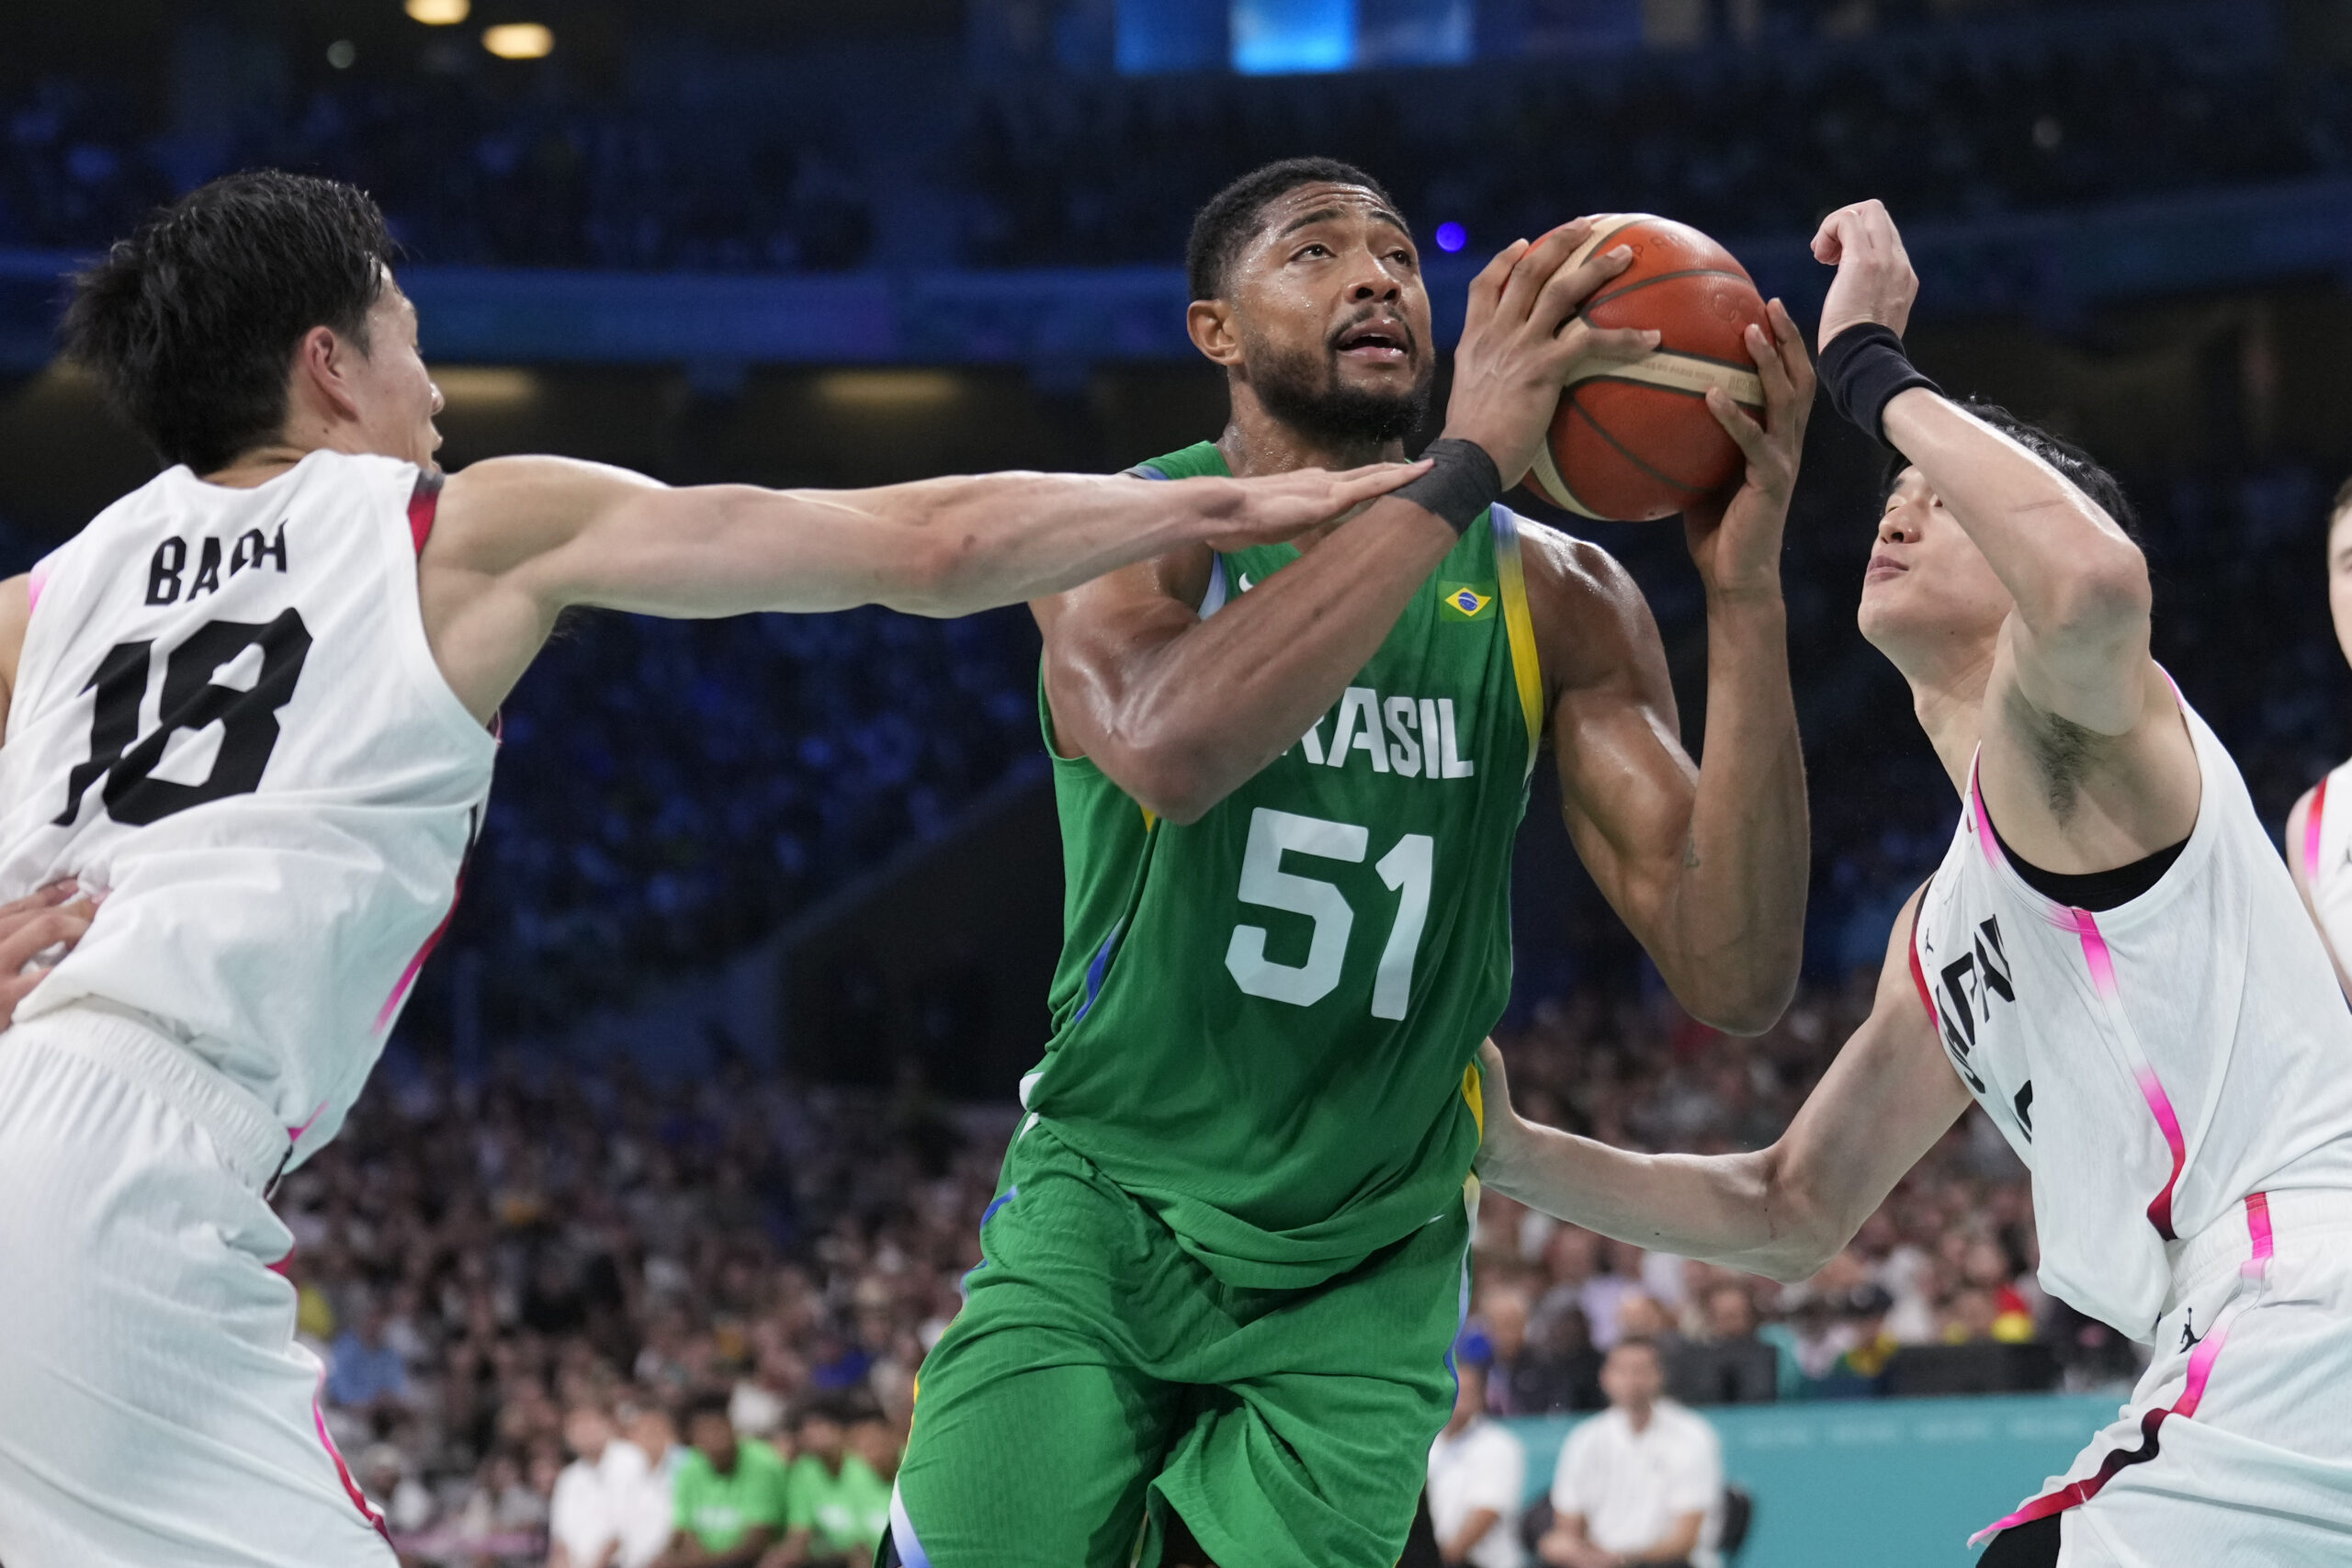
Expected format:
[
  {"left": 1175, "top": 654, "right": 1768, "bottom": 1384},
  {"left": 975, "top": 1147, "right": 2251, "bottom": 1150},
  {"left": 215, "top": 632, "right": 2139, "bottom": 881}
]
[{"left": 886, "top": 159, "right": 1815, "bottom": 1568}]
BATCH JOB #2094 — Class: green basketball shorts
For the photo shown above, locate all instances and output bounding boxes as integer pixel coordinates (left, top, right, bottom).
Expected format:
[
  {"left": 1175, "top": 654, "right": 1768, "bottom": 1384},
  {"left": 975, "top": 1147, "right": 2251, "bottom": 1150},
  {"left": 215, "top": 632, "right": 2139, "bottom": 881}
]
[{"left": 887, "top": 1122, "right": 1473, "bottom": 1568}]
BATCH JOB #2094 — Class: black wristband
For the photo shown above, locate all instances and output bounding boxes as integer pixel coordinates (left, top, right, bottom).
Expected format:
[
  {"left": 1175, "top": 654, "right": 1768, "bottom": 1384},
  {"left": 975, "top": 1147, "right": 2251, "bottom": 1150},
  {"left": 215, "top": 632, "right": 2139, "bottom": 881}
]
[
  {"left": 1394, "top": 438, "right": 1503, "bottom": 536},
  {"left": 1817, "top": 322, "right": 1941, "bottom": 446}
]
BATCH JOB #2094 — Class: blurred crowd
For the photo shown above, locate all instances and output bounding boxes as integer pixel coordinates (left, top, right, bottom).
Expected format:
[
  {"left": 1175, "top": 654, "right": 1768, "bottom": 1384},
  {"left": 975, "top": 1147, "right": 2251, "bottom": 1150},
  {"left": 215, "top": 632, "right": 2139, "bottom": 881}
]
[
  {"left": 0, "top": 64, "right": 874, "bottom": 272},
  {"left": 288, "top": 967, "right": 2143, "bottom": 1566},
  {"left": 963, "top": 12, "right": 2303, "bottom": 267},
  {"left": 0, "top": 4, "right": 2324, "bottom": 275}
]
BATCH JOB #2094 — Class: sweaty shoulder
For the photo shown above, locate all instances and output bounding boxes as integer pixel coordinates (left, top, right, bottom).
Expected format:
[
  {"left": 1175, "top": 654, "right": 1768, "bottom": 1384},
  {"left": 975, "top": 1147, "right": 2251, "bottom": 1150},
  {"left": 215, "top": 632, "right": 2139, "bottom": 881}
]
[
  {"left": 1511, "top": 514, "right": 1673, "bottom": 718},
  {"left": 427, "top": 454, "right": 657, "bottom": 581}
]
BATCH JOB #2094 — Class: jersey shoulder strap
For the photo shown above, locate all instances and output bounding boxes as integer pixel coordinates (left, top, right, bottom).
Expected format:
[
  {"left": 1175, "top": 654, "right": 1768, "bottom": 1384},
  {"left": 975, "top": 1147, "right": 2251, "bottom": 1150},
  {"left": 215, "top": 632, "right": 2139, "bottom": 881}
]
[{"left": 1126, "top": 441, "right": 1227, "bottom": 481}]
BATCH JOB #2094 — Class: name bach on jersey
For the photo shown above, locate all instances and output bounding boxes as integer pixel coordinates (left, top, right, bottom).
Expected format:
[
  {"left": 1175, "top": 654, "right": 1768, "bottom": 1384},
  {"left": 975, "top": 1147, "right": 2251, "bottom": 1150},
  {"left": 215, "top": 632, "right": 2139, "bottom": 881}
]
[
  {"left": 1023, "top": 442, "right": 1548, "bottom": 1292},
  {"left": 1909, "top": 694, "right": 2352, "bottom": 1342},
  {"left": 0, "top": 450, "right": 496, "bottom": 1168}
]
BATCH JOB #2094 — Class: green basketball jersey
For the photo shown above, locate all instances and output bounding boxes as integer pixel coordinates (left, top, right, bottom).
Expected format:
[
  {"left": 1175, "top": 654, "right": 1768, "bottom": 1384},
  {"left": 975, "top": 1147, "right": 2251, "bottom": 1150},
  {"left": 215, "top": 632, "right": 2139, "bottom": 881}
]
[{"left": 1025, "top": 440, "right": 1546, "bottom": 1290}]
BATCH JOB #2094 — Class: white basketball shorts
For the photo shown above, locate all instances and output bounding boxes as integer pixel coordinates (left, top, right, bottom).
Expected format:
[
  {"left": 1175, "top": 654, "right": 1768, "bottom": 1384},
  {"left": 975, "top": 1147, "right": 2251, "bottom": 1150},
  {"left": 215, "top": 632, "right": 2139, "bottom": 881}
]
[
  {"left": 0, "top": 1004, "right": 396, "bottom": 1568},
  {"left": 1975, "top": 1188, "right": 2352, "bottom": 1566}
]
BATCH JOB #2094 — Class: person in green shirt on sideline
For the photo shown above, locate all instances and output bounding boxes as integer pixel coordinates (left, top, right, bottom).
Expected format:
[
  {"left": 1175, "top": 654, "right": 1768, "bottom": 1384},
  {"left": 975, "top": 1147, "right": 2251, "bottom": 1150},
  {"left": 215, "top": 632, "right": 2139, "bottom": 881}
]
[
  {"left": 656, "top": 1393, "right": 790, "bottom": 1568},
  {"left": 889, "top": 156, "right": 1815, "bottom": 1568},
  {"left": 775, "top": 1398, "right": 891, "bottom": 1566}
]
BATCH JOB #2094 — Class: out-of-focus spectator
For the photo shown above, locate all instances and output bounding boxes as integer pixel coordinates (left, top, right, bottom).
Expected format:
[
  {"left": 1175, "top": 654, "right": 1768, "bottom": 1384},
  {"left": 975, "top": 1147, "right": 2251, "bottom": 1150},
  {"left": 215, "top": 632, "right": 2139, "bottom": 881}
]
[
  {"left": 549, "top": 1402, "right": 650, "bottom": 1568},
  {"left": 328, "top": 1305, "right": 413, "bottom": 1418},
  {"left": 1426, "top": 1351, "right": 1525, "bottom": 1568},
  {"left": 358, "top": 1442, "right": 438, "bottom": 1539},
  {"left": 774, "top": 1396, "right": 890, "bottom": 1567},
  {"left": 1539, "top": 1338, "right": 1722, "bottom": 1568},
  {"left": 658, "top": 1393, "right": 789, "bottom": 1567},
  {"left": 617, "top": 1404, "right": 685, "bottom": 1568},
  {"left": 1666, "top": 1285, "right": 1778, "bottom": 1408},
  {"left": 1821, "top": 1286, "right": 1900, "bottom": 1399}
]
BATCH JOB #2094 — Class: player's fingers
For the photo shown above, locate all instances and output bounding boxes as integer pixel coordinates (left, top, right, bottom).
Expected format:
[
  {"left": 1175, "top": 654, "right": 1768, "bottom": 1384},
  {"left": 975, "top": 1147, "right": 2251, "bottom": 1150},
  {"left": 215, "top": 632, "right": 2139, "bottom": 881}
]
[
  {"left": 1329, "top": 459, "right": 1431, "bottom": 510},
  {"left": 0, "top": 906, "right": 93, "bottom": 976},
  {"left": 0, "top": 970, "right": 41, "bottom": 1031},
  {"left": 1499, "top": 221, "right": 1593, "bottom": 323},
  {"left": 1464, "top": 239, "right": 1527, "bottom": 331},
  {"left": 1560, "top": 322, "right": 1658, "bottom": 370},
  {"left": 1534, "top": 243, "right": 1634, "bottom": 333},
  {"left": 1746, "top": 322, "right": 1796, "bottom": 406},
  {"left": 1706, "top": 387, "right": 1770, "bottom": 464},
  {"left": 1772, "top": 300, "right": 1819, "bottom": 400},
  {"left": 1811, "top": 209, "right": 1847, "bottom": 264},
  {"left": 0, "top": 880, "right": 80, "bottom": 923}
]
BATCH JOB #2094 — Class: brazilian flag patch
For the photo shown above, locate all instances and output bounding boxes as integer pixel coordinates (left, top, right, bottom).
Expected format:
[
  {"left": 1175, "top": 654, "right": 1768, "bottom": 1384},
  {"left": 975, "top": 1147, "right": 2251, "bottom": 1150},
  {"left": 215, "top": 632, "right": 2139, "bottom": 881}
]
[{"left": 1440, "top": 582, "right": 1497, "bottom": 621}]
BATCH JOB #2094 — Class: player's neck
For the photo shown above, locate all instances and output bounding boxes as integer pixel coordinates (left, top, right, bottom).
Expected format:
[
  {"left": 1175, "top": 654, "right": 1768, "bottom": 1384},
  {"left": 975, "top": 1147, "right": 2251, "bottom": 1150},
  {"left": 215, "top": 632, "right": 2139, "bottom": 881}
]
[
  {"left": 1215, "top": 411, "right": 1407, "bottom": 554},
  {"left": 1900, "top": 646, "right": 1996, "bottom": 795}
]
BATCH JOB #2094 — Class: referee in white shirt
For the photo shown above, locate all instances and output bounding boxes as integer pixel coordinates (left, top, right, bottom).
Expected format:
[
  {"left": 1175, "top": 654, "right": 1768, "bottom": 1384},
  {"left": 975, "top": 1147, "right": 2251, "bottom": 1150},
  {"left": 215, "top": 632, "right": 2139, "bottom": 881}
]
[
  {"left": 1539, "top": 1338, "right": 1722, "bottom": 1568},
  {"left": 1427, "top": 1349, "right": 1527, "bottom": 1568}
]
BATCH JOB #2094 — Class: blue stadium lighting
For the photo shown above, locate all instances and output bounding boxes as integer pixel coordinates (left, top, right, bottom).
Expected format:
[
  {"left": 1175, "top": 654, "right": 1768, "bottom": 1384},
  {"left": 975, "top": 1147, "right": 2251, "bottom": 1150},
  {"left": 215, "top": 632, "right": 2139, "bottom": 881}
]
[
  {"left": 1435, "top": 221, "right": 1466, "bottom": 254},
  {"left": 1232, "top": 0, "right": 1355, "bottom": 74}
]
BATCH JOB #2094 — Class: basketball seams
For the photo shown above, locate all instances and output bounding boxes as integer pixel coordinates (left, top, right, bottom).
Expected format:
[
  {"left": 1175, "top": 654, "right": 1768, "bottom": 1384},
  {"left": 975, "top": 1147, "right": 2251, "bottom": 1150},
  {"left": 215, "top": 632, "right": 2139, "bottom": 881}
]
[
  {"left": 1565, "top": 399, "right": 1712, "bottom": 498},
  {"left": 1566, "top": 353, "right": 1765, "bottom": 406},
  {"left": 1580, "top": 267, "right": 1758, "bottom": 314}
]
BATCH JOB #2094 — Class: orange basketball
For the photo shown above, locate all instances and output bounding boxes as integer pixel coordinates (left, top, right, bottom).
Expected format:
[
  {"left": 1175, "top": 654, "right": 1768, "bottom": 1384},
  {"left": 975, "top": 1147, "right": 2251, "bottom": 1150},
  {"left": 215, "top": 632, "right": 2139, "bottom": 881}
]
[{"left": 1522, "top": 215, "right": 1769, "bottom": 523}]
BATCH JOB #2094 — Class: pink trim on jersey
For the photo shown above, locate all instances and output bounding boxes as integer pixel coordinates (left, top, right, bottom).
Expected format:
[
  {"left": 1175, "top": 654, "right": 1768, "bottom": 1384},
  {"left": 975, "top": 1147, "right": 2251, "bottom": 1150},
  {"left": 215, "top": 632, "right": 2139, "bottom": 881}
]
[
  {"left": 1970, "top": 1192, "right": 2274, "bottom": 1548},
  {"left": 2245, "top": 1190, "right": 2274, "bottom": 1276},
  {"left": 2306, "top": 775, "right": 2330, "bottom": 884},
  {"left": 2049, "top": 901, "right": 2186, "bottom": 1239},
  {"left": 1967, "top": 763, "right": 2003, "bottom": 866},
  {"left": 25, "top": 561, "right": 46, "bottom": 615},
  {"left": 312, "top": 1371, "right": 392, "bottom": 1542},
  {"left": 376, "top": 888, "right": 460, "bottom": 1031}
]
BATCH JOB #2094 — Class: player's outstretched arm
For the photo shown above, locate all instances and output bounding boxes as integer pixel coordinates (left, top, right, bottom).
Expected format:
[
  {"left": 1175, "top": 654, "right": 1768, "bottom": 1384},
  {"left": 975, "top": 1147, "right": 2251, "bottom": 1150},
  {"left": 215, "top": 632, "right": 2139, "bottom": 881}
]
[
  {"left": 1816, "top": 199, "right": 2152, "bottom": 738},
  {"left": 1037, "top": 222, "right": 1657, "bottom": 825},
  {"left": 1476, "top": 888, "right": 1971, "bottom": 1280},
  {"left": 1538, "top": 305, "right": 1813, "bottom": 1035},
  {"left": 421, "top": 456, "right": 1418, "bottom": 721}
]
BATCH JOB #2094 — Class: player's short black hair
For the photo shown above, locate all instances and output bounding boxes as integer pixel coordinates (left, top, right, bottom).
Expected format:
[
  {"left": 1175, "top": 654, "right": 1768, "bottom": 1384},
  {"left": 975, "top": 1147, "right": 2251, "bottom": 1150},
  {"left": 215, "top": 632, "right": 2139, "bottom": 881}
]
[
  {"left": 63, "top": 169, "right": 394, "bottom": 474},
  {"left": 1185, "top": 157, "right": 1402, "bottom": 304},
  {"left": 1880, "top": 399, "right": 2143, "bottom": 548},
  {"left": 2331, "top": 474, "right": 2352, "bottom": 523}
]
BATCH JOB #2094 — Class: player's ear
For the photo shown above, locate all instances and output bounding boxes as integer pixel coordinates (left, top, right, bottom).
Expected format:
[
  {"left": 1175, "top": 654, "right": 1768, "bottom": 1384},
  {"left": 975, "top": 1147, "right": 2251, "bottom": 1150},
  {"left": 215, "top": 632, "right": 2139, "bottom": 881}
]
[
  {"left": 1187, "top": 299, "right": 1244, "bottom": 369},
  {"left": 295, "top": 323, "right": 365, "bottom": 424}
]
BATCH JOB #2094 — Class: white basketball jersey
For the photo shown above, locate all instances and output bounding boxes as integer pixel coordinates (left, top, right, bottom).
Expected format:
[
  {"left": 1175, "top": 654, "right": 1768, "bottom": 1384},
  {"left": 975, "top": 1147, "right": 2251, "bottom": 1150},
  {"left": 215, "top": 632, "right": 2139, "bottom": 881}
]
[
  {"left": 0, "top": 450, "right": 496, "bottom": 1166},
  {"left": 2301, "top": 757, "right": 2352, "bottom": 973},
  {"left": 1912, "top": 693, "right": 2352, "bottom": 1341}
]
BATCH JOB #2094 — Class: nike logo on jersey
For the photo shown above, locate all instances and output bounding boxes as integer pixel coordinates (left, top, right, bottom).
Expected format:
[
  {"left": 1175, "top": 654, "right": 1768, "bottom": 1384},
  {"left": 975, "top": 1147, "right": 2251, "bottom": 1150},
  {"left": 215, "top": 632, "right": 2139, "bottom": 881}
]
[
  {"left": 1293, "top": 686, "right": 1475, "bottom": 781},
  {"left": 146, "top": 524, "right": 290, "bottom": 606}
]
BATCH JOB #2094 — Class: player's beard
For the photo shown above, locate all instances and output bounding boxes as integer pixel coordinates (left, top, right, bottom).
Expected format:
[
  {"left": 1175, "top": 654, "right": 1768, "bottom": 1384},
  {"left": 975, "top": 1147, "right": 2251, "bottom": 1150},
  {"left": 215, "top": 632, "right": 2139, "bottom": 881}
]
[{"left": 1244, "top": 333, "right": 1433, "bottom": 450}]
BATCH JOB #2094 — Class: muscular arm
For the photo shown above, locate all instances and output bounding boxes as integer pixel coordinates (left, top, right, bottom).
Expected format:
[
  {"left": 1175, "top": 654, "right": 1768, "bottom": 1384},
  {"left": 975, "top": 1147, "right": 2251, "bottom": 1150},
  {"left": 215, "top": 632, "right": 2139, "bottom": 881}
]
[
  {"left": 1881, "top": 389, "right": 2152, "bottom": 736},
  {"left": 420, "top": 455, "right": 1412, "bottom": 723},
  {"left": 1035, "top": 496, "right": 1460, "bottom": 821},
  {"left": 1476, "top": 888, "right": 1973, "bottom": 1280},
  {"left": 1815, "top": 200, "right": 2193, "bottom": 865},
  {"left": 1537, "top": 303, "right": 1814, "bottom": 1035},
  {"left": 1536, "top": 534, "right": 1806, "bottom": 1035}
]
